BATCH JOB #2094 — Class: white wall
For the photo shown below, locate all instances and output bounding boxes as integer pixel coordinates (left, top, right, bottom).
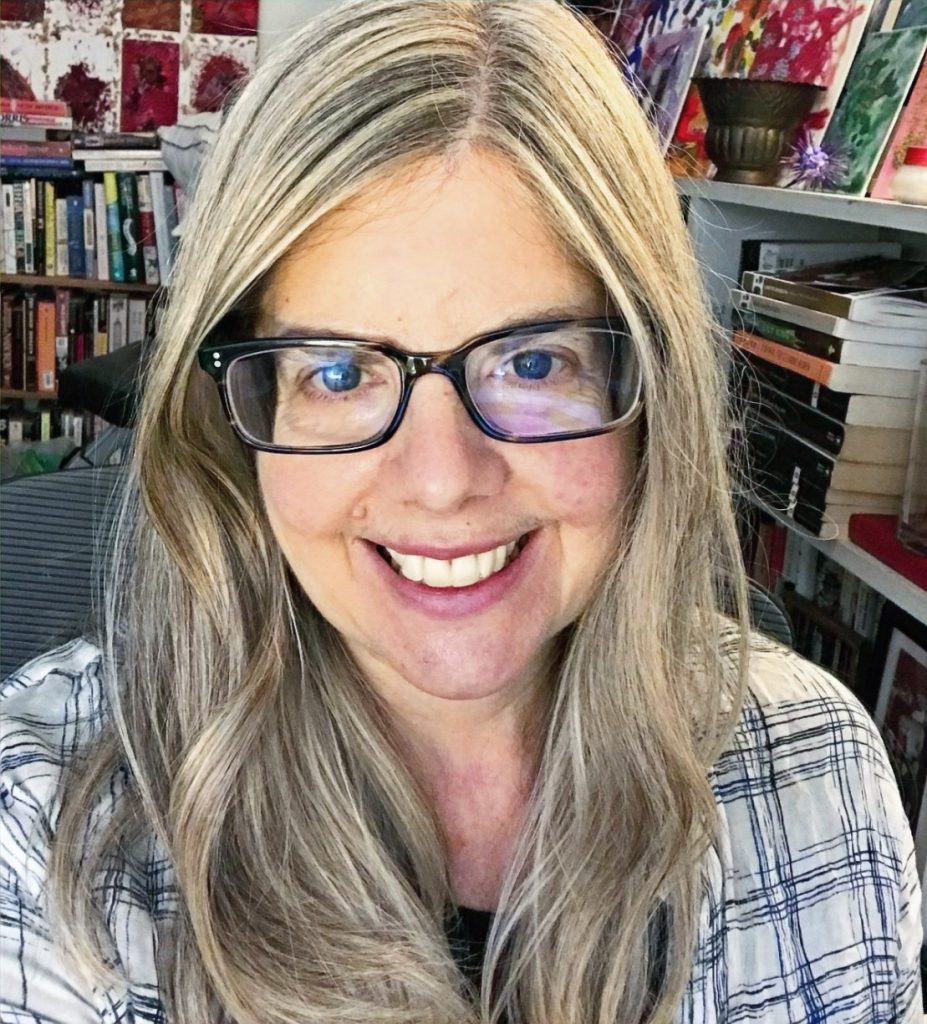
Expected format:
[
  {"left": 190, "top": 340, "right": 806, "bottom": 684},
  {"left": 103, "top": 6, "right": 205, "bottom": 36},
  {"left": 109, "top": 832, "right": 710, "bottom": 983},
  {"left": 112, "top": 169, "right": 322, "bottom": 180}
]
[{"left": 258, "top": 0, "right": 334, "bottom": 62}]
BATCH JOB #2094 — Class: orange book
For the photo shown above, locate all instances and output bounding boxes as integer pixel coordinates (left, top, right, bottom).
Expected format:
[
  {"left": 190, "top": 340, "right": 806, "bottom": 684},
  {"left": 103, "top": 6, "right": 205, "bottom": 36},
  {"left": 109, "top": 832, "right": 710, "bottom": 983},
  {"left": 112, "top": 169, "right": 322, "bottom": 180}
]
[{"left": 36, "top": 299, "right": 56, "bottom": 394}]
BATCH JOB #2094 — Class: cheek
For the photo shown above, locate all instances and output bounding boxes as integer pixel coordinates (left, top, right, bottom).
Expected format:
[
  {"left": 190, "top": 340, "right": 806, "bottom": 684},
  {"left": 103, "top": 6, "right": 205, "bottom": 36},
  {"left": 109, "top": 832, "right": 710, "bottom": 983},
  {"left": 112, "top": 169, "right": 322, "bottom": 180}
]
[{"left": 531, "top": 431, "right": 636, "bottom": 531}]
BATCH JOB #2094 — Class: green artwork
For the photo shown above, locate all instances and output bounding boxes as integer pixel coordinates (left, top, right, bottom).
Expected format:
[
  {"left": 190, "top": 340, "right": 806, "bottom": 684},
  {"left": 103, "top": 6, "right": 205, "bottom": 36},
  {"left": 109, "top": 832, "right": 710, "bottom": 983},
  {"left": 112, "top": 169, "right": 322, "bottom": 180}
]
[{"left": 822, "top": 27, "right": 927, "bottom": 195}]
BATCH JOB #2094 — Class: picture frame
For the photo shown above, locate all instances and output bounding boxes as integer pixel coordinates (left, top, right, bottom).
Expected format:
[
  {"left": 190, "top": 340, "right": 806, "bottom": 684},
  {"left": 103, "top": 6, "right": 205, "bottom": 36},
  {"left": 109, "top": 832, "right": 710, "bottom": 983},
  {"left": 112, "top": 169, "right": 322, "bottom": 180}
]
[{"left": 870, "top": 602, "right": 927, "bottom": 842}]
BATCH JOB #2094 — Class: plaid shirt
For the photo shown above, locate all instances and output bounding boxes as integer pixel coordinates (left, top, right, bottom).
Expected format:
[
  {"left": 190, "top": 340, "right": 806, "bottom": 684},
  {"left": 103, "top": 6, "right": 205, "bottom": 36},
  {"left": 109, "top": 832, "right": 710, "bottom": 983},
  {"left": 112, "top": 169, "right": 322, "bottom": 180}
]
[{"left": 1, "top": 637, "right": 922, "bottom": 1023}]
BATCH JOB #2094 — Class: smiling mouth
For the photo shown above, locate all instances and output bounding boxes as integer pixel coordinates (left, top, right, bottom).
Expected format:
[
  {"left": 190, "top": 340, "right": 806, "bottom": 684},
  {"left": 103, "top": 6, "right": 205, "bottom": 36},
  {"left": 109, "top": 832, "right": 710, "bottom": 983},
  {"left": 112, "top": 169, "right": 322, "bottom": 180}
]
[{"left": 375, "top": 534, "right": 531, "bottom": 588}]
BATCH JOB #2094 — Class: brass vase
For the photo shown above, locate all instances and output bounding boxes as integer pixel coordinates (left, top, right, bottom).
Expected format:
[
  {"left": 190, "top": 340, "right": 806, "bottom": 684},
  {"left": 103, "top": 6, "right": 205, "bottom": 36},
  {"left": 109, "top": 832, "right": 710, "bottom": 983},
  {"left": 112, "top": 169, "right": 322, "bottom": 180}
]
[{"left": 694, "top": 78, "right": 821, "bottom": 186}]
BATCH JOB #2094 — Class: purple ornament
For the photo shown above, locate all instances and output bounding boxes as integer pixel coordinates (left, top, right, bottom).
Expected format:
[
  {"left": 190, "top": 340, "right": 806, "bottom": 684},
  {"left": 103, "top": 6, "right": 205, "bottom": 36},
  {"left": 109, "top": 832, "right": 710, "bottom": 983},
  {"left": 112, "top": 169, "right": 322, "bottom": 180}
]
[{"left": 783, "top": 131, "right": 847, "bottom": 190}]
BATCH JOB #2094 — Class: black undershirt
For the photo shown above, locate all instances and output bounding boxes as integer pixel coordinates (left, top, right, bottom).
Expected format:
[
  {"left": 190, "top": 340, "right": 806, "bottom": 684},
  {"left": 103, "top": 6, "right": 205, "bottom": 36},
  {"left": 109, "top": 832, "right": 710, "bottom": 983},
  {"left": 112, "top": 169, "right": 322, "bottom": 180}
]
[{"left": 445, "top": 904, "right": 495, "bottom": 986}]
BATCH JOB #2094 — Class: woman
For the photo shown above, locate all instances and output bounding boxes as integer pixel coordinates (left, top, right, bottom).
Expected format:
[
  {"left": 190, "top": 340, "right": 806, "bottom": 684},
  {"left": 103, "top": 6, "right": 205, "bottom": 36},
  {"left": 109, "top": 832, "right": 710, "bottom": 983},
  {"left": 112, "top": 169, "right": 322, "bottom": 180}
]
[{"left": 1, "top": 1, "right": 920, "bottom": 1021}]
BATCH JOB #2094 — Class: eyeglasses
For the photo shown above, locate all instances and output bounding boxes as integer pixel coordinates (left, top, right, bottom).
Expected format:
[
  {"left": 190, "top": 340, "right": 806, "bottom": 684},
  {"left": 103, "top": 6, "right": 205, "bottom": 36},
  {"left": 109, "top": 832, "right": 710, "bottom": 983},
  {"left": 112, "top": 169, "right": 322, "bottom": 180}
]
[{"left": 197, "top": 317, "right": 644, "bottom": 454}]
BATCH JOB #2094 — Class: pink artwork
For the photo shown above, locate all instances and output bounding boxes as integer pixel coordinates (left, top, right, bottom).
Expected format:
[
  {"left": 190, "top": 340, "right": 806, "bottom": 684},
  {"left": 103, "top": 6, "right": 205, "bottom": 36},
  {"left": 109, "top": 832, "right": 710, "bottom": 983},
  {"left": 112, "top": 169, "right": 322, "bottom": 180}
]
[
  {"left": 0, "top": 0, "right": 45, "bottom": 22},
  {"left": 45, "top": 26, "right": 118, "bottom": 131},
  {"left": 869, "top": 58, "right": 927, "bottom": 197},
  {"left": 122, "top": 0, "right": 181, "bottom": 31},
  {"left": 749, "top": 0, "right": 867, "bottom": 86},
  {"left": 121, "top": 38, "right": 180, "bottom": 131}
]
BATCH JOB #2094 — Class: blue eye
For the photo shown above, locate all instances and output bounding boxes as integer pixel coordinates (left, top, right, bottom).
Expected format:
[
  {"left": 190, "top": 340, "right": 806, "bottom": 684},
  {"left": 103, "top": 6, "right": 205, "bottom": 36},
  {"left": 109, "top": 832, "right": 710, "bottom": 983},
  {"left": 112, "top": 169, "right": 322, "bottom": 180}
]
[
  {"left": 319, "top": 360, "right": 361, "bottom": 392},
  {"left": 511, "top": 350, "right": 553, "bottom": 380}
]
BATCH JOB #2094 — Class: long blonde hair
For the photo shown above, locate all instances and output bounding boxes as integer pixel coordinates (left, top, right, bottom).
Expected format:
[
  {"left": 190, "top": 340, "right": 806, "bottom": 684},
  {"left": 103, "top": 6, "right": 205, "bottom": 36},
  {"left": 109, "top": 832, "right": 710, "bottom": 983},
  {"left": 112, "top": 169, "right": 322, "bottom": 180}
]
[{"left": 50, "top": 2, "right": 751, "bottom": 1021}]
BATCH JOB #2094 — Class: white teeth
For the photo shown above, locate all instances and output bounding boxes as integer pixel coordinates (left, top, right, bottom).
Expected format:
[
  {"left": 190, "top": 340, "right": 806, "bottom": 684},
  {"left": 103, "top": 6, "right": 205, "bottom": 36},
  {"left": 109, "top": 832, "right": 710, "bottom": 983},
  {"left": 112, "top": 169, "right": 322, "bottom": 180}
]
[{"left": 383, "top": 539, "right": 523, "bottom": 588}]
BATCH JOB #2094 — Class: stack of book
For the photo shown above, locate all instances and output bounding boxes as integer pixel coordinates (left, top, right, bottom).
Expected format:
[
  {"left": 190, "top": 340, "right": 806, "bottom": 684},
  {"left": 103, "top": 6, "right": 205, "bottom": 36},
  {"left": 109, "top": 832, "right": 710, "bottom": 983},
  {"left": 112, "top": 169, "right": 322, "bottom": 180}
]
[
  {"left": 0, "top": 97, "right": 74, "bottom": 176},
  {"left": 730, "top": 254, "right": 927, "bottom": 538}
]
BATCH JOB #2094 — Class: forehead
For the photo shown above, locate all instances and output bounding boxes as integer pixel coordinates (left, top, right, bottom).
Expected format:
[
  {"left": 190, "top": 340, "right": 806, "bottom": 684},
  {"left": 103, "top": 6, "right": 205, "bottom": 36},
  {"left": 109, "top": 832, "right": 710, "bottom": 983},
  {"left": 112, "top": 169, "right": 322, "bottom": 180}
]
[{"left": 256, "top": 149, "right": 605, "bottom": 350}]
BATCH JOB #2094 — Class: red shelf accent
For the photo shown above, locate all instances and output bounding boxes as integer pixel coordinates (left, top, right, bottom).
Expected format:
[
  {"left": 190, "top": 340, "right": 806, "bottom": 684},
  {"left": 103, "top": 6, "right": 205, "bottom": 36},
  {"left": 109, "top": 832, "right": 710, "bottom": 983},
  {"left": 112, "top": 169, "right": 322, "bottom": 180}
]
[{"left": 848, "top": 514, "right": 927, "bottom": 591}]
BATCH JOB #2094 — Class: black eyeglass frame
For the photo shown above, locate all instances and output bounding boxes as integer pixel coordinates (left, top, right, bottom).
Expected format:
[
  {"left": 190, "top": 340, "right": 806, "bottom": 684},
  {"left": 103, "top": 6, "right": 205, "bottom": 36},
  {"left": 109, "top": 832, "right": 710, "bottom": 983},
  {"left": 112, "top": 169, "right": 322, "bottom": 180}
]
[{"left": 197, "top": 316, "right": 644, "bottom": 454}]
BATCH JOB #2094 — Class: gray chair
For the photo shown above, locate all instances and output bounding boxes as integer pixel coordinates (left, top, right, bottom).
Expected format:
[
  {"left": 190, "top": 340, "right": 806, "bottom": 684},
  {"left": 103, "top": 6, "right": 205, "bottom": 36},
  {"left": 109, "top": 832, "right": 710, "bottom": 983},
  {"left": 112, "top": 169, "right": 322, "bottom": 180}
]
[{"left": 0, "top": 464, "right": 126, "bottom": 678}]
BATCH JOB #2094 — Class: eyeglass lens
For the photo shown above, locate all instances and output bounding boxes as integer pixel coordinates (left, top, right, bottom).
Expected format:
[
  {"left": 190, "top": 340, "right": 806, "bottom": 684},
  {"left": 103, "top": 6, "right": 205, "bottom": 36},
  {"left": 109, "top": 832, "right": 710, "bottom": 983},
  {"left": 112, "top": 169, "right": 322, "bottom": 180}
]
[{"left": 225, "top": 326, "right": 639, "bottom": 449}]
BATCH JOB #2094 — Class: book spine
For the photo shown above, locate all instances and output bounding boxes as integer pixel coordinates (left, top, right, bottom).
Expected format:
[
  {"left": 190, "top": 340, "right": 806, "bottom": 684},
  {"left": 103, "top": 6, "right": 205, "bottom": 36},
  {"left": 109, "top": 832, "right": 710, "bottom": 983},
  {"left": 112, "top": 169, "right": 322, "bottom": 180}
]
[
  {"left": 0, "top": 154, "right": 74, "bottom": 169},
  {"left": 116, "top": 172, "right": 143, "bottom": 283},
  {"left": 149, "top": 170, "right": 171, "bottom": 283},
  {"left": 740, "top": 376, "right": 847, "bottom": 457},
  {"left": 1, "top": 293, "right": 12, "bottom": 389},
  {"left": 94, "top": 182, "right": 109, "bottom": 281},
  {"left": 21, "top": 179, "right": 34, "bottom": 274},
  {"left": 108, "top": 294, "right": 128, "bottom": 351},
  {"left": 0, "top": 140, "right": 72, "bottom": 158},
  {"left": 1, "top": 185, "right": 15, "bottom": 275},
  {"left": 36, "top": 300, "right": 56, "bottom": 393},
  {"left": 9, "top": 299, "right": 24, "bottom": 390},
  {"left": 43, "top": 182, "right": 56, "bottom": 277},
  {"left": 1, "top": 97, "right": 70, "bottom": 117},
  {"left": 136, "top": 174, "right": 160, "bottom": 286},
  {"left": 734, "top": 329, "right": 834, "bottom": 386},
  {"left": 0, "top": 165, "right": 83, "bottom": 180},
  {"left": 103, "top": 172, "right": 126, "bottom": 283},
  {"left": 0, "top": 113, "right": 74, "bottom": 129},
  {"left": 12, "top": 182, "right": 25, "bottom": 273},
  {"left": 24, "top": 292, "right": 36, "bottom": 391},
  {"left": 128, "top": 297, "right": 147, "bottom": 344},
  {"left": 34, "top": 178, "right": 45, "bottom": 275},
  {"left": 55, "top": 289, "right": 70, "bottom": 377},
  {"left": 95, "top": 295, "right": 108, "bottom": 355},
  {"left": 65, "top": 195, "right": 85, "bottom": 278},
  {"left": 742, "top": 271, "right": 852, "bottom": 319},
  {"left": 73, "top": 132, "right": 160, "bottom": 150},
  {"left": 82, "top": 177, "right": 96, "bottom": 280},
  {"left": 55, "top": 198, "right": 69, "bottom": 277}
]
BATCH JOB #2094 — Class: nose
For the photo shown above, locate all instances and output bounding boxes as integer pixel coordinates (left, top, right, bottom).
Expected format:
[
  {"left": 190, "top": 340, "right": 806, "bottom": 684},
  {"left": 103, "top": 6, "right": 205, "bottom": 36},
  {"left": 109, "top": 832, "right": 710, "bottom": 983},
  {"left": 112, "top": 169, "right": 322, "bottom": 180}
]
[{"left": 385, "top": 372, "right": 508, "bottom": 514}]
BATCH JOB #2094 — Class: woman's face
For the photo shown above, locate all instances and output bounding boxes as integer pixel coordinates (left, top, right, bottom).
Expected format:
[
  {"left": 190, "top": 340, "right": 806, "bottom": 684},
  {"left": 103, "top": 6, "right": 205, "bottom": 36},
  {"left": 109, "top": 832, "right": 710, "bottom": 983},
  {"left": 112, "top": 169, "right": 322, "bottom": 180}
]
[{"left": 256, "top": 150, "right": 636, "bottom": 709}]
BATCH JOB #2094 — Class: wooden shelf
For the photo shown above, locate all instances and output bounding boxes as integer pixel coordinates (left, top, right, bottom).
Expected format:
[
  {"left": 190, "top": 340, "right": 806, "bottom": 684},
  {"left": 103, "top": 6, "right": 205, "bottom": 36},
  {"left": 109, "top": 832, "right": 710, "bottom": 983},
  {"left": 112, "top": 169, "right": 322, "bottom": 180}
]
[
  {"left": 675, "top": 177, "right": 927, "bottom": 233},
  {"left": 1, "top": 273, "right": 159, "bottom": 293},
  {"left": 1, "top": 388, "right": 57, "bottom": 400}
]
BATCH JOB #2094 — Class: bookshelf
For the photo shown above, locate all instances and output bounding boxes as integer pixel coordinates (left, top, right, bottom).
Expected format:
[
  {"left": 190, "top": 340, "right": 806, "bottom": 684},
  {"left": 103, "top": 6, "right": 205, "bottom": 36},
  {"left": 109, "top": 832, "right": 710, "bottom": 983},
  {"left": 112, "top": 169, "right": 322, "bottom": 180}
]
[
  {"left": 3, "top": 274, "right": 158, "bottom": 294},
  {"left": 677, "top": 178, "right": 927, "bottom": 629}
]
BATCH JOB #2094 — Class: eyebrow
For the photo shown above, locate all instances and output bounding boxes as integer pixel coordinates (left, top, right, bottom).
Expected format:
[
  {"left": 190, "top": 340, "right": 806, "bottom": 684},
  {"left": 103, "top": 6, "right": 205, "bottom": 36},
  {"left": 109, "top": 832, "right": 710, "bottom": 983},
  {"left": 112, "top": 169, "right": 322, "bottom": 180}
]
[{"left": 262, "top": 304, "right": 606, "bottom": 346}]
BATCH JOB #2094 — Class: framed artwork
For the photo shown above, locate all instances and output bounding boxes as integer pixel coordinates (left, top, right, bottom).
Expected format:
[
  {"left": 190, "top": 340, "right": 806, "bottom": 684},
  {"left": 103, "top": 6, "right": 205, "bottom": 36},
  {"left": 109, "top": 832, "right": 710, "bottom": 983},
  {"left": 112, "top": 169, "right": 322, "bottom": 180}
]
[
  {"left": 871, "top": 602, "right": 927, "bottom": 835},
  {"left": 637, "top": 25, "right": 709, "bottom": 151}
]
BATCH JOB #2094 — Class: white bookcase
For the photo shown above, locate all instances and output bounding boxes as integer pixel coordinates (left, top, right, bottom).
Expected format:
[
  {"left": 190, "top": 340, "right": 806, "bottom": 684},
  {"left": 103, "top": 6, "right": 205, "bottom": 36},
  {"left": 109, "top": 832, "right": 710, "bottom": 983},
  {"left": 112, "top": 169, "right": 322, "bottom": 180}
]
[{"left": 676, "top": 178, "right": 927, "bottom": 625}]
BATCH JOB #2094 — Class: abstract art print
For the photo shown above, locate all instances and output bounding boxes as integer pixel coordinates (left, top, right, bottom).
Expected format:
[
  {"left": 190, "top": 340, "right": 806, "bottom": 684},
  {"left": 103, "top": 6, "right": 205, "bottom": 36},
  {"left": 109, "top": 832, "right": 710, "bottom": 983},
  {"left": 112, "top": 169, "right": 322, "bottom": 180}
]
[
  {"left": 0, "top": 0, "right": 258, "bottom": 131},
  {"left": 822, "top": 26, "right": 927, "bottom": 193},
  {"left": 869, "top": 57, "right": 927, "bottom": 197},
  {"left": 637, "top": 25, "right": 709, "bottom": 150}
]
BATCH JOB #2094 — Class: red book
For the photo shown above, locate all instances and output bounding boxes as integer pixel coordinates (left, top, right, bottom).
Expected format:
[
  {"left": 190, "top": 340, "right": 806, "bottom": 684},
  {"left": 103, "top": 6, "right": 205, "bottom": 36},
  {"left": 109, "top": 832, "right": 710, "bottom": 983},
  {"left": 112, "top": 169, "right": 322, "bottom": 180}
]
[
  {"left": 1, "top": 98, "right": 70, "bottom": 117},
  {"left": 848, "top": 514, "right": 927, "bottom": 590},
  {"left": 0, "top": 140, "right": 71, "bottom": 158}
]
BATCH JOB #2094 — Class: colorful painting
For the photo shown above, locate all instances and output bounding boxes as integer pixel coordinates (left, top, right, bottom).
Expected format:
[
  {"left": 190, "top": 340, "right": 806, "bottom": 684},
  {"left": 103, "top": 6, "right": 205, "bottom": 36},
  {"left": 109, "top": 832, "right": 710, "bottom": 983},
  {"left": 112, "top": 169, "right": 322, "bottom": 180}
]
[
  {"left": 0, "top": 0, "right": 258, "bottom": 132},
  {"left": 121, "top": 38, "right": 179, "bottom": 131},
  {"left": 703, "top": 0, "right": 772, "bottom": 77},
  {"left": 869, "top": 58, "right": 927, "bottom": 197},
  {"left": 637, "top": 25, "right": 709, "bottom": 150},
  {"left": 822, "top": 26, "right": 927, "bottom": 194},
  {"left": 666, "top": 84, "right": 713, "bottom": 176}
]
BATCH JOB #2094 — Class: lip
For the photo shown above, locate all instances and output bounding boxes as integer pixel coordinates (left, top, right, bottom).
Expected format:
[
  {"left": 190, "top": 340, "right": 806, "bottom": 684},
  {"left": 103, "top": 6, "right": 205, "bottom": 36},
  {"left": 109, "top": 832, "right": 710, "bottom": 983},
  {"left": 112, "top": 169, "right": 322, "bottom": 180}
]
[
  {"left": 361, "top": 529, "right": 540, "bottom": 620},
  {"left": 364, "top": 535, "right": 527, "bottom": 560}
]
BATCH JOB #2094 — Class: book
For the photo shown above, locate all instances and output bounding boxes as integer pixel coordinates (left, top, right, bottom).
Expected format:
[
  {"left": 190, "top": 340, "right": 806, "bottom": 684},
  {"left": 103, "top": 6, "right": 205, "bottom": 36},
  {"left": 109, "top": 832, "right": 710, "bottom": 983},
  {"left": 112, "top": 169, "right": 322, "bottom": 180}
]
[
  {"left": 43, "top": 182, "right": 55, "bottom": 277},
  {"left": 116, "top": 172, "right": 143, "bottom": 284},
  {"left": 81, "top": 157, "right": 169, "bottom": 173},
  {"left": 103, "top": 172, "right": 125, "bottom": 283},
  {"left": 73, "top": 148, "right": 163, "bottom": 162},
  {"left": 72, "top": 132, "right": 159, "bottom": 150},
  {"left": 740, "top": 239, "right": 903, "bottom": 276},
  {"left": 135, "top": 174, "right": 160, "bottom": 286},
  {"left": 0, "top": 155, "right": 74, "bottom": 170},
  {"left": 93, "top": 182, "right": 109, "bottom": 282},
  {"left": 737, "top": 374, "right": 913, "bottom": 463},
  {"left": 741, "top": 258, "right": 927, "bottom": 326},
  {"left": 1, "top": 186, "right": 15, "bottom": 275},
  {"left": 82, "top": 178, "right": 96, "bottom": 281},
  {"left": 748, "top": 413, "right": 908, "bottom": 494},
  {"left": 736, "top": 350, "right": 919, "bottom": 426},
  {"left": 869, "top": 55, "right": 927, "bottom": 198},
  {"left": 1, "top": 294, "right": 12, "bottom": 389},
  {"left": 93, "top": 298, "right": 109, "bottom": 356},
  {"left": 1, "top": 126, "right": 71, "bottom": 144},
  {"left": 21, "top": 179, "right": 34, "bottom": 275},
  {"left": 36, "top": 300, "right": 56, "bottom": 394},
  {"left": 34, "top": 180, "right": 45, "bottom": 278},
  {"left": 733, "top": 329, "right": 921, "bottom": 401},
  {"left": 12, "top": 183, "right": 25, "bottom": 274},
  {"left": 740, "top": 311, "right": 927, "bottom": 369},
  {"left": 54, "top": 198, "right": 69, "bottom": 277},
  {"left": 731, "top": 288, "right": 927, "bottom": 345},
  {"left": 65, "top": 196, "right": 85, "bottom": 278},
  {"left": 23, "top": 292, "right": 36, "bottom": 391},
  {"left": 128, "top": 298, "right": 148, "bottom": 345},
  {"left": 108, "top": 294, "right": 128, "bottom": 351},
  {"left": 822, "top": 27, "right": 927, "bottom": 194},
  {"left": 0, "top": 98, "right": 69, "bottom": 118},
  {"left": 0, "top": 140, "right": 71, "bottom": 159},
  {"left": 55, "top": 290, "right": 70, "bottom": 379},
  {"left": 149, "top": 170, "right": 172, "bottom": 283}
]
